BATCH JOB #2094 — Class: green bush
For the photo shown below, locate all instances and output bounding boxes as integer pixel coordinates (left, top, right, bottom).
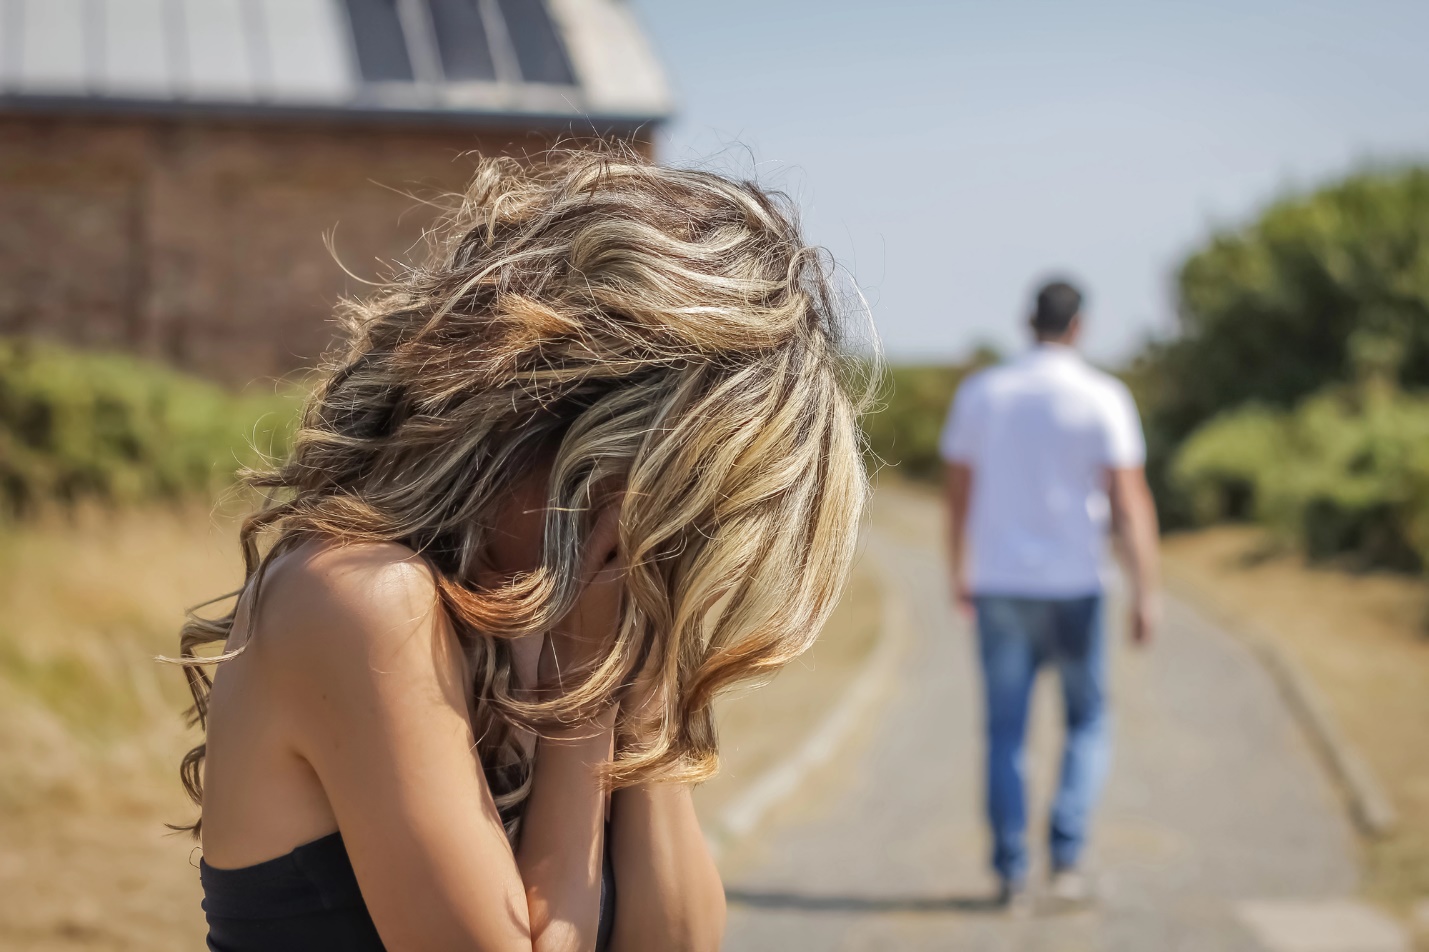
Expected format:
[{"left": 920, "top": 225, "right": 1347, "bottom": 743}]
[
  {"left": 1173, "top": 385, "right": 1429, "bottom": 571},
  {"left": 1135, "top": 164, "right": 1429, "bottom": 531},
  {"left": 1154, "top": 166, "right": 1429, "bottom": 434},
  {"left": 1169, "top": 404, "right": 1291, "bottom": 525},
  {"left": 0, "top": 338, "right": 299, "bottom": 515}
]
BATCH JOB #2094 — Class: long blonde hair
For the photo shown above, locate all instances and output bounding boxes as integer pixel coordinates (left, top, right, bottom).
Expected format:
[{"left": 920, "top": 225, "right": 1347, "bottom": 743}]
[{"left": 176, "top": 150, "right": 873, "bottom": 838}]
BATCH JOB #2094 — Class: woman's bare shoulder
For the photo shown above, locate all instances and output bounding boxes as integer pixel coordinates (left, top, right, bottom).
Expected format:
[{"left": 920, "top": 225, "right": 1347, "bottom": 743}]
[{"left": 246, "top": 540, "right": 455, "bottom": 680}]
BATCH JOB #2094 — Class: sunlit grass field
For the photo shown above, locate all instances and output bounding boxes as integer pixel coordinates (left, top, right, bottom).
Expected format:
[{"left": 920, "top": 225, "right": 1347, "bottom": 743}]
[{"left": 0, "top": 504, "right": 243, "bottom": 950}]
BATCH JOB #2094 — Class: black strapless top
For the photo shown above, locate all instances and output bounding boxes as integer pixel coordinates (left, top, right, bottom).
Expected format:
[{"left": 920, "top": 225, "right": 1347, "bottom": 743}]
[{"left": 201, "top": 830, "right": 616, "bottom": 951}]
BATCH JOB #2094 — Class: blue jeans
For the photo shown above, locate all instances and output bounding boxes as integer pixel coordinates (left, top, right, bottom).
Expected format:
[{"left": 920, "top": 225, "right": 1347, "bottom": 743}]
[{"left": 974, "top": 594, "right": 1110, "bottom": 883}]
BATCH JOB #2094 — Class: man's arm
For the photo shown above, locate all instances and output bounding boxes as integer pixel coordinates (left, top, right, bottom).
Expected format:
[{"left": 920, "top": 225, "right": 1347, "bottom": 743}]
[
  {"left": 1107, "top": 466, "right": 1160, "bottom": 645},
  {"left": 945, "top": 462, "right": 974, "bottom": 614}
]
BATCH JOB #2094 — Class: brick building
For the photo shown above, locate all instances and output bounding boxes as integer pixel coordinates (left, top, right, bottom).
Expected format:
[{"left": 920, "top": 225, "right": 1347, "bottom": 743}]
[{"left": 0, "top": 0, "right": 671, "bottom": 383}]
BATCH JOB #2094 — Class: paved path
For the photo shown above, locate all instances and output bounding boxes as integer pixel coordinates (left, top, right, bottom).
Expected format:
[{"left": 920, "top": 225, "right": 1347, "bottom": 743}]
[{"left": 719, "top": 488, "right": 1375, "bottom": 951}]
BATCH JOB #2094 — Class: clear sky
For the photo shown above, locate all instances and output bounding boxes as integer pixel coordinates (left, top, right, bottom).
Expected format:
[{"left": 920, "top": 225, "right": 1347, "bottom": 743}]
[{"left": 631, "top": 0, "right": 1429, "bottom": 365}]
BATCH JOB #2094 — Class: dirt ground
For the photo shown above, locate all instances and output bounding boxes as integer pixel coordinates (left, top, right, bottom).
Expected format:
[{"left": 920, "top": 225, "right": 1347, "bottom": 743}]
[
  {"left": 1162, "top": 526, "right": 1429, "bottom": 908},
  {"left": 0, "top": 505, "right": 880, "bottom": 950}
]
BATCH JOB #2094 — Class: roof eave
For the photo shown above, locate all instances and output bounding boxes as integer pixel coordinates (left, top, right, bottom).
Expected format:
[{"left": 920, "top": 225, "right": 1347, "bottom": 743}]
[{"left": 0, "top": 93, "right": 670, "bottom": 135}]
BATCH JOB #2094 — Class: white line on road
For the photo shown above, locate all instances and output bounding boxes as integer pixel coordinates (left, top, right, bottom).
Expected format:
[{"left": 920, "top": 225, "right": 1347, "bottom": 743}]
[
  {"left": 1237, "top": 899, "right": 1409, "bottom": 952},
  {"left": 708, "top": 535, "right": 911, "bottom": 856}
]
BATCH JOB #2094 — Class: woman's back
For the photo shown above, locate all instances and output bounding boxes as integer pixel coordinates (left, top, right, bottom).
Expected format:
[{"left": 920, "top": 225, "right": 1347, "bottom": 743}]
[
  {"left": 199, "top": 542, "right": 440, "bottom": 871},
  {"left": 197, "top": 541, "right": 555, "bottom": 949}
]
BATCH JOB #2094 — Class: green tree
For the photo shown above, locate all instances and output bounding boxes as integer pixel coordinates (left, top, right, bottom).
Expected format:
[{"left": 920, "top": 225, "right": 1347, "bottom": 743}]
[
  {"left": 1136, "top": 165, "right": 1429, "bottom": 529},
  {"left": 1155, "top": 166, "right": 1429, "bottom": 442}
]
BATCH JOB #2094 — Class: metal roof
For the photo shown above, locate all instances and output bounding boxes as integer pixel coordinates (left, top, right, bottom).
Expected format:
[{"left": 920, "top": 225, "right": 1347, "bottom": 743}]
[{"left": 0, "top": 0, "right": 672, "bottom": 127}]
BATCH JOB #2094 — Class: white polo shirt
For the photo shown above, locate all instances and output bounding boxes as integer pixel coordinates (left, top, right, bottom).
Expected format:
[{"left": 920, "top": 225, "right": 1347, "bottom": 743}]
[{"left": 940, "top": 345, "right": 1145, "bottom": 598}]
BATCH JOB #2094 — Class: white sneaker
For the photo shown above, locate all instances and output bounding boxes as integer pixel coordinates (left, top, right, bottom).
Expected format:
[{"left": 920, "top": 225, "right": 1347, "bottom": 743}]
[
  {"left": 996, "top": 879, "right": 1033, "bottom": 918},
  {"left": 1048, "top": 868, "right": 1097, "bottom": 908}
]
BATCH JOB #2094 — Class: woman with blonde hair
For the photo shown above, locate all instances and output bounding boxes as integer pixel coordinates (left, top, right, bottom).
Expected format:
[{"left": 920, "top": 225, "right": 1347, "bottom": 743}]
[{"left": 177, "top": 151, "right": 870, "bottom": 951}]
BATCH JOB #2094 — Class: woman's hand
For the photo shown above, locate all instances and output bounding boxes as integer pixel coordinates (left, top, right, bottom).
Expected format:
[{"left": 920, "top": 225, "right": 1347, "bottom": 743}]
[
  {"left": 480, "top": 471, "right": 624, "bottom": 702},
  {"left": 516, "top": 496, "right": 627, "bottom": 950},
  {"left": 616, "top": 629, "right": 668, "bottom": 754},
  {"left": 538, "top": 499, "right": 625, "bottom": 692},
  {"left": 470, "top": 473, "right": 628, "bottom": 948}
]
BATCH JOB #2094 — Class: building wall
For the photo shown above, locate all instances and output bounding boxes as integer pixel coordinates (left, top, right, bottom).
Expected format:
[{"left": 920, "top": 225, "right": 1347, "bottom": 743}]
[{"left": 0, "top": 114, "right": 651, "bottom": 385}]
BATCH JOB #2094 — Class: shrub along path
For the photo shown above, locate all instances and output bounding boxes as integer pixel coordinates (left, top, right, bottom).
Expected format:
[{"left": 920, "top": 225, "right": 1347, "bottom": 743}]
[{"left": 718, "top": 484, "right": 1404, "bottom": 952}]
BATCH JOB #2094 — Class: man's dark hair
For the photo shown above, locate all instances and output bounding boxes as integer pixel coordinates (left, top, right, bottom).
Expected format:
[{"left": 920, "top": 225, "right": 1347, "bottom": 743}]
[{"left": 1031, "top": 279, "right": 1083, "bottom": 335}]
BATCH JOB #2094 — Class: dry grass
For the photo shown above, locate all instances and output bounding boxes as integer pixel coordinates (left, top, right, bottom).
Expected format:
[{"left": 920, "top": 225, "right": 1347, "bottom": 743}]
[
  {"left": 1162, "top": 526, "right": 1429, "bottom": 908},
  {"left": 0, "top": 504, "right": 885, "bottom": 949},
  {"left": 0, "top": 503, "right": 245, "bottom": 950}
]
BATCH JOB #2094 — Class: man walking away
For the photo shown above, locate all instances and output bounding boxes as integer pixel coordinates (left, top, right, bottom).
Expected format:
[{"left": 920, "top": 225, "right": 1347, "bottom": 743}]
[{"left": 941, "top": 278, "right": 1160, "bottom": 912}]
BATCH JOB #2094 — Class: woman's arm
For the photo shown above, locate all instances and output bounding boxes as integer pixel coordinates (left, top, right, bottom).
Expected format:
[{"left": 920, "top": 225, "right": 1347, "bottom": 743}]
[
  {"left": 604, "top": 653, "right": 725, "bottom": 951},
  {"left": 608, "top": 782, "right": 726, "bottom": 952},
  {"left": 261, "top": 543, "right": 611, "bottom": 952},
  {"left": 513, "top": 501, "right": 628, "bottom": 952},
  {"left": 516, "top": 707, "right": 615, "bottom": 952}
]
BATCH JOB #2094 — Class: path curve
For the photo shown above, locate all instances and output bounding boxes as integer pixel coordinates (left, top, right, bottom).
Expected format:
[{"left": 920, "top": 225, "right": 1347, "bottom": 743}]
[{"left": 719, "top": 487, "right": 1363, "bottom": 951}]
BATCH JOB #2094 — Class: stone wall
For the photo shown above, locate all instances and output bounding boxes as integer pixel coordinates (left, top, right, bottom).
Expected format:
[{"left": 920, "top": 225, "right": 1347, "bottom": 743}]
[{"left": 0, "top": 114, "right": 649, "bottom": 385}]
